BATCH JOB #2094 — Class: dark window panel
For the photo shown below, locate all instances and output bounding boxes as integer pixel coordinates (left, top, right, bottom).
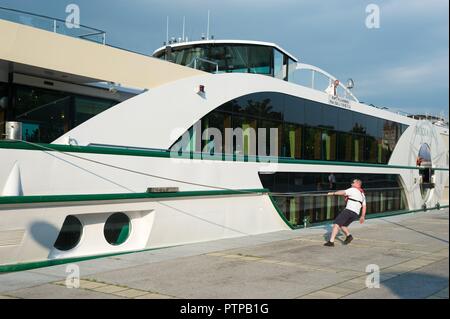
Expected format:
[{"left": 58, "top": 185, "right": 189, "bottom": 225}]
[
  {"left": 259, "top": 119, "right": 283, "bottom": 158},
  {"left": 364, "top": 136, "right": 378, "bottom": 164},
  {"left": 337, "top": 132, "right": 353, "bottom": 162},
  {"left": 322, "top": 130, "right": 337, "bottom": 161},
  {"left": 284, "top": 94, "right": 305, "bottom": 125},
  {"left": 352, "top": 112, "right": 367, "bottom": 135},
  {"left": 74, "top": 97, "right": 114, "bottom": 126},
  {"left": 173, "top": 91, "right": 409, "bottom": 164},
  {"left": 13, "top": 85, "right": 117, "bottom": 144},
  {"left": 365, "top": 115, "right": 379, "bottom": 138},
  {"left": 304, "top": 100, "right": 322, "bottom": 127},
  {"left": 352, "top": 134, "right": 365, "bottom": 162},
  {"left": 259, "top": 172, "right": 408, "bottom": 227},
  {"left": 304, "top": 127, "right": 322, "bottom": 160},
  {"left": 283, "top": 124, "right": 302, "bottom": 158},
  {"left": 321, "top": 105, "right": 339, "bottom": 130},
  {"left": 338, "top": 109, "right": 354, "bottom": 132}
]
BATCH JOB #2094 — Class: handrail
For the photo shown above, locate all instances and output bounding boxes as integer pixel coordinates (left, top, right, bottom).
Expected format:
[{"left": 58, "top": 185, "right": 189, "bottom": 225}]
[
  {"left": 271, "top": 186, "right": 405, "bottom": 197},
  {"left": 0, "top": 6, "right": 106, "bottom": 44},
  {"left": 187, "top": 57, "right": 219, "bottom": 73},
  {"left": 295, "top": 63, "right": 359, "bottom": 102}
]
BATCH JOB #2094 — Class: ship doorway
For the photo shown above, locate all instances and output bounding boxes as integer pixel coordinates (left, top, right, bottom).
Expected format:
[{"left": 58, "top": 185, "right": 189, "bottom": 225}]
[{"left": 417, "top": 143, "right": 434, "bottom": 201}]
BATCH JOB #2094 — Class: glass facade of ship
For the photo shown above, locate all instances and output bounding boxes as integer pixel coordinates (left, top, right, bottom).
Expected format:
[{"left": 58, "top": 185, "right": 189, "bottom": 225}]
[
  {"left": 176, "top": 92, "right": 408, "bottom": 164},
  {"left": 0, "top": 83, "right": 119, "bottom": 143},
  {"left": 260, "top": 172, "right": 408, "bottom": 227}
]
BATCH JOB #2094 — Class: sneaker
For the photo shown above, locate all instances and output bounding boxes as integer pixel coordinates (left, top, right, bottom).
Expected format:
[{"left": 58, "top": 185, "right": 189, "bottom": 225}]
[
  {"left": 344, "top": 235, "right": 353, "bottom": 245},
  {"left": 324, "top": 241, "right": 335, "bottom": 247}
]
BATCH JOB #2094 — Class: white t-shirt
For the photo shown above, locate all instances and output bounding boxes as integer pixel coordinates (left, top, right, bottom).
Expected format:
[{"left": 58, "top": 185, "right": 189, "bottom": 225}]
[{"left": 345, "top": 187, "right": 366, "bottom": 215}]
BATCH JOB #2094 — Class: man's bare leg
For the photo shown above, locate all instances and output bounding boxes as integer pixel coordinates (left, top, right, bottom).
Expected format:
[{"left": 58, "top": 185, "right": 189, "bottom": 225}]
[
  {"left": 329, "top": 224, "right": 341, "bottom": 242},
  {"left": 341, "top": 226, "right": 350, "bottom": 237}
]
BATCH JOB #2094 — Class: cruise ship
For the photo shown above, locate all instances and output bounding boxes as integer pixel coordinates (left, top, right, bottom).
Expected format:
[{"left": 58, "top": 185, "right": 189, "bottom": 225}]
[{"left": 0, "top": 7, "right": 448, "bottom": 272}]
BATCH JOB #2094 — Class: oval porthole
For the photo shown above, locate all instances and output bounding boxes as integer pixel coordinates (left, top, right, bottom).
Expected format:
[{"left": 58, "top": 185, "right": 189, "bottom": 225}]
[
  {"left": 54, "top": 215, "right": 83, "bottom": 251},
  {"left": 104, "top": 213, "right": 131, "bottom": 246}
]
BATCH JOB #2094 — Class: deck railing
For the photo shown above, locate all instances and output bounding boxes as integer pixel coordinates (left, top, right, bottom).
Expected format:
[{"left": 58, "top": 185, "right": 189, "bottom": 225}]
[{"left": 0, "top": 6, "right": 106, "bottom": 45}]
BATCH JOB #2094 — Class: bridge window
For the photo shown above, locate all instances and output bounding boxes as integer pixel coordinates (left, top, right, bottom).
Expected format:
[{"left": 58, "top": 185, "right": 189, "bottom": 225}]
[
  {"left": 157, "top": 44, "right": 277, "bottom": 76},
  {"left": 287, "top": 58, "right": 297, "bottom": 82},
  {"left": 274, "top": 49, "right": 287, "bottom": 80}
]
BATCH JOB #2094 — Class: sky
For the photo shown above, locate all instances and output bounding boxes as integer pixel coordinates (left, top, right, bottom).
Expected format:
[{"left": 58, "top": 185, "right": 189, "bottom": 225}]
[{"left": 0, "top": 0, "right": 448, "bottom": 118}]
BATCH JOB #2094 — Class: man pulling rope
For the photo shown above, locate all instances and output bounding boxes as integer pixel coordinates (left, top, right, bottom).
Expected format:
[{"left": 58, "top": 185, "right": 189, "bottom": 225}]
[{"left": 324, "top": 178, "right": 367, "bottom": 247}]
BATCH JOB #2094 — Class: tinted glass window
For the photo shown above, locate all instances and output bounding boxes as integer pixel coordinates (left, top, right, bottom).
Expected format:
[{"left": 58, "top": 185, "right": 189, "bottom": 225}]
[
  {"left": 338, "top": 109, "right": 353, "bottom": 132},
  {"left": 260, "top": 172, "right": 408, "bottom": 227},
  {"left": 283, "top": 124, "right": 302, "bottom": 158},
  {"left": 337, "top": 132, "right": 353, "bottom": 162},
  {"left": 11, "top": 85, "right": 117, "bottom": 143},
  {"left": 74, "top": 97, "right": 114, "bottom": 126},
  {"left": 0, "top": 82, "right": 7, "bottom": 135},
  {"left": 232, "top": 92, "right": 284, "bottom": 121},
  {"left": 168, "top": 44, "right": 274, "bottom": 76},
  {"left": 304, "top": 100, "right": 322, "bottom": 127},
  {"left": 172, "top": 92, "right": 407, "bottom": 165},
  {"left": 352, "top": 112, "right": 367, "bottom": 134},
  {"left": 322, "top": 130, "right": 337, "bottom": 161},
  {"left": 284, "top": 94, "right": 305, "bottom": 125},
  {"left": 365, "top": 116, "right": 379, "bottom": 138},
  {"left": 287, "top": 58, "right": 297, "bottom": 82},
  {"left": 304, "top": 127, "right": 322, "bottom": 160},
  {"left": 274, "top": 49, "right": 285, "bottom": 80},
  {"left": 321, "top": 105, "right": 339, "bottom": 130}
]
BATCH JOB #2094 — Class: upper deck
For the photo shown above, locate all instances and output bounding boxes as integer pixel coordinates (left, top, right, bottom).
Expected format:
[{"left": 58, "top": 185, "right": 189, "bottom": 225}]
[{"left": 153, "top": 40, "right": 298, "bottom": 82}]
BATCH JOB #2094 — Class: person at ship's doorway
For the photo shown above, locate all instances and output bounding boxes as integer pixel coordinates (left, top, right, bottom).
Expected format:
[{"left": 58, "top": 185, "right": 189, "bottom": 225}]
[
  {"left": 328, "top": 173, "right": 336, "bottom": 190},
  {"left": 324, "top": 179, "right": 366, "bottom": 247}
]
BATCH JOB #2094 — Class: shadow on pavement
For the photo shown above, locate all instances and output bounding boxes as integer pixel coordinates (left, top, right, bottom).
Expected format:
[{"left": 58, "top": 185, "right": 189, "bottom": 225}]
[{"left": 380, "top": 271, "right": 448, "bottom": 299}]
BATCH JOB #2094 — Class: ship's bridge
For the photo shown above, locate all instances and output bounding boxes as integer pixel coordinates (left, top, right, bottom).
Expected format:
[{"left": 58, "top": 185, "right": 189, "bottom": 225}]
[
  {"left": 153, "top": 40, "right": 299, "bottom": 82},
  {"left": 153, "top": 39, "right": 360, "bottom": 102}
]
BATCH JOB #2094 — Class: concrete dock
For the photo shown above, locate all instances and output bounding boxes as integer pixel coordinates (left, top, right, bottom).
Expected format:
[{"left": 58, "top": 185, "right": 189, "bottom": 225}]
[{"left": 0, "top": 209, "right": 448, "bottom": 299}]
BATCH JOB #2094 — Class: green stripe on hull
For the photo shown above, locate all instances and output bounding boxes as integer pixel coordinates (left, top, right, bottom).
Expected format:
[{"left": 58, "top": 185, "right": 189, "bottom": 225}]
[
  {"left": 0, "top": 189, "right": 269, "bottom": 205},
  {"left": 0, "top": 140, "right": 448, "bottom": 171},
  {"left": 0, "top": 246, "right": 167, "bottom": 273}
]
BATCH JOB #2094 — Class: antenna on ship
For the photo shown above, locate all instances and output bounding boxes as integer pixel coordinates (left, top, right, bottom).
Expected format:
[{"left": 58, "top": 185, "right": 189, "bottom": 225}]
[
  {"left": 166, "top": 16, "right": 169, "bottom": 44},
  {"left": 182, "top": 16, "right": 186, "bottom": 42},
  {"left": 206, "top": 10, "right": 210, "bottom": 40}
]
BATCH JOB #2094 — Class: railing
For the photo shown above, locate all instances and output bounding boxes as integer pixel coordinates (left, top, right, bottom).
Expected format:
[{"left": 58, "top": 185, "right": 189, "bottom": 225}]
[
  {"left": 271, "top": 186, "right": 408, "bottom": 228},
  {"left": 295, "top": 63, "right": 359, "bottom": 103},
  {"left": 186, "top": 57, "right": 219, "bottom": 73},
  {"left": 0, "top": 6, "right": 106, "bottom": 45}
]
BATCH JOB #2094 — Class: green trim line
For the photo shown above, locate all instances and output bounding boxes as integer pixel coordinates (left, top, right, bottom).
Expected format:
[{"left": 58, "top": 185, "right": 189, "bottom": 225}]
[
  {"left": 1, "top": 140, "right": 448, "bottom": 171},
  {"left": 281, "top": 204, "right": 450, "bottom": 229},
  {"left": 0, "top": 188, "right": 269, "bottom": 206},
  {"left": 268, "top": 195, "right": 295, "bottom": 230},
  {"left": 0, "top": 245, "right": 172, "bottom": 273}
]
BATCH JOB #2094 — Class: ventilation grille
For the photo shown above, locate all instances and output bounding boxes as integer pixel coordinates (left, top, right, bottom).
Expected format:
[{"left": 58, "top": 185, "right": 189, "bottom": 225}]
[{"left": 0, "top": 229, "right": 25, "bottom": 247}]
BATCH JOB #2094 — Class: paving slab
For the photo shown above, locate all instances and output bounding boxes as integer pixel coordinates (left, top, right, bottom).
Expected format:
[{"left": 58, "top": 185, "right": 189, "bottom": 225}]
[
  {"left": 4, "top": 283, "right": 125, "bottom": 299},
  {"left": 0, "top": 209, "right": 447, "bottom": 299}
]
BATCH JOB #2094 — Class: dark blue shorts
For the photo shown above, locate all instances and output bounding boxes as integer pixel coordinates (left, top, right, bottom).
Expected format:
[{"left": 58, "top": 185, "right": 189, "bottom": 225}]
[{"left": 334, "top": 209, "right": 359, "bottom": 227}]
